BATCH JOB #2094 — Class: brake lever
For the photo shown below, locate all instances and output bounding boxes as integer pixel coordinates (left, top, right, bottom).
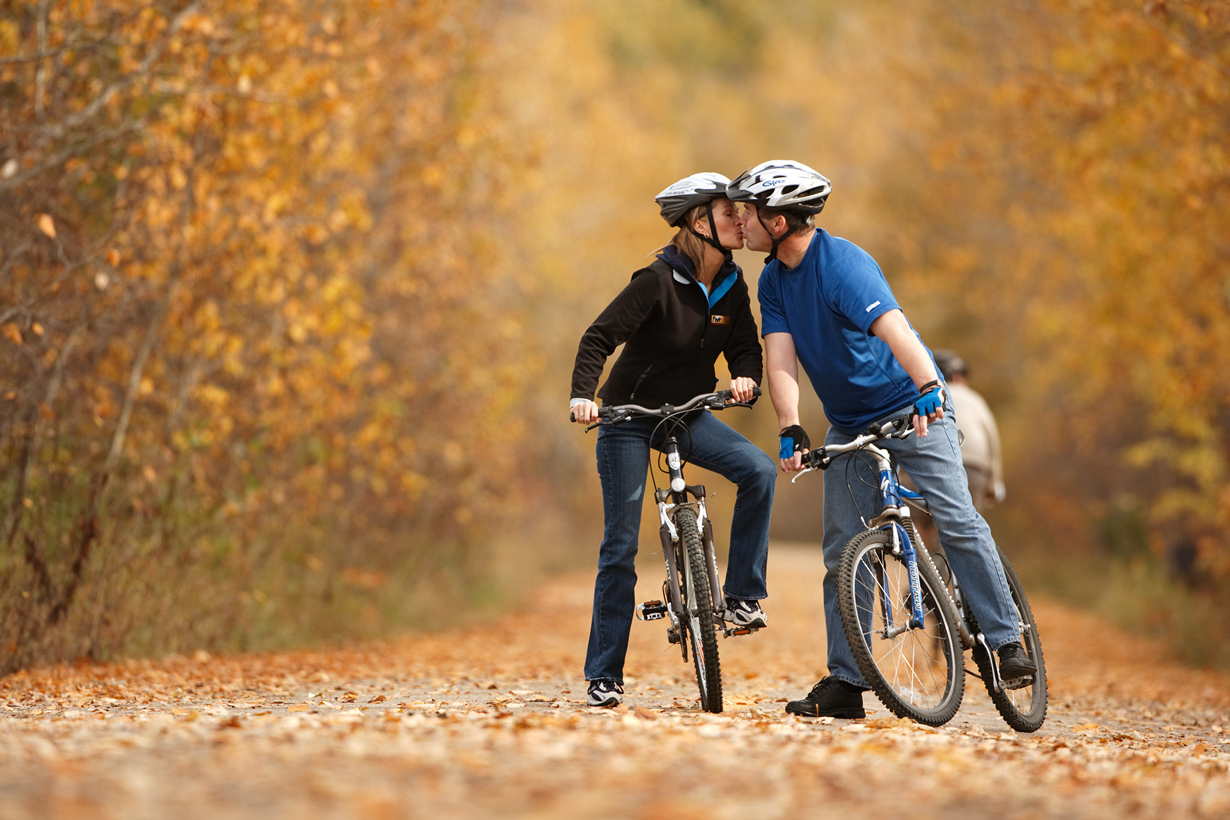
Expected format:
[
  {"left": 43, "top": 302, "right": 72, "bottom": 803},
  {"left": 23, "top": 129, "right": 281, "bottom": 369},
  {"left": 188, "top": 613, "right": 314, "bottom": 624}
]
[{"left": 586, "top": 409, "right": 630, "bottom": 433}]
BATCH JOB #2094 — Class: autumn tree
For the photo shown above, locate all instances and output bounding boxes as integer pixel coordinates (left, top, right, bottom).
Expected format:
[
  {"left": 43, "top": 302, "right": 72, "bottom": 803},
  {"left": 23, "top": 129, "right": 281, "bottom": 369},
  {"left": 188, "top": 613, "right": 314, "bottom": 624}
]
[
  {"left": 864, "top": 0, "right": 1229, "bottom": 660},
  {"left": 1, "top": 0, "right": 540, "bottom": 671}
]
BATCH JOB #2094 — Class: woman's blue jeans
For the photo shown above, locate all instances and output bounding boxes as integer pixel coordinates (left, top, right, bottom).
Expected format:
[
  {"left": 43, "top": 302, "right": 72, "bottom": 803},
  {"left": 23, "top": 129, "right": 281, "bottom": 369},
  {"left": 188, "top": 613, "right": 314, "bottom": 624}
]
[
  {"left": 585, "top": 411, "right": 776, "bottom": 684},
  {"left": 820, "top": 400, "right": 1020, "bottom": 689}
]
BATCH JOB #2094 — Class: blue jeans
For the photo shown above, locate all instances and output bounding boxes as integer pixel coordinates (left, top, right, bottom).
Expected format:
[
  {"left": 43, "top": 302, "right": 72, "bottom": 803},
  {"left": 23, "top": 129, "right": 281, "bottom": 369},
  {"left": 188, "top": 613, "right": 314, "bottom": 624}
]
[
  {"left": 820, "top": 400, "right": 1020, "bottom": 688},
  {"left": 585, "top": 411, "right": 776, "bottom": 684}
]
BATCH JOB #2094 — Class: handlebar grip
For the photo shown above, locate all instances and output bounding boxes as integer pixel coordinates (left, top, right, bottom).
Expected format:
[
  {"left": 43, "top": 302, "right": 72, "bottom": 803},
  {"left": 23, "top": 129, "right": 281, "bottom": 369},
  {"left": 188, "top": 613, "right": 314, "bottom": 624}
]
[
  {"left": 570, "top": 402, "right": 607, "bottom": 424},
  {"left": 802, "top": 448, "right": 830, "bottom": 470}
]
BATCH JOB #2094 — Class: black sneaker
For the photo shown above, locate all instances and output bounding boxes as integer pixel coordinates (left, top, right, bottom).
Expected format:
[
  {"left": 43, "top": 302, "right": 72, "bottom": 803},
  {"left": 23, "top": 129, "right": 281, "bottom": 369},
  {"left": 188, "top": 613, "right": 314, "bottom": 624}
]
[
  {"left": 997, "top": 642, "right": 1037, "bottom": 679},
  {"left": 725, "top": 598, "right": 768, "bottom": 629},
  {"left": 587, "top": 680, "right": 624, "bottom": 708},
  {"left": 785, "top": 676, "right": 866, "bottom": 719}
]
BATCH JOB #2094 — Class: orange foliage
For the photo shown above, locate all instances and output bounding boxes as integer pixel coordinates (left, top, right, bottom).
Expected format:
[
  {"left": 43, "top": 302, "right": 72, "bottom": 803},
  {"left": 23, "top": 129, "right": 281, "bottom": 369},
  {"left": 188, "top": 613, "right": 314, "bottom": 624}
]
[
  {"left": 3, "top": 0, "right": 1227, "bottom": 672},
  {"left": 869, "top": 1, "right": 1229, "bottom": 588},
  {"left": 0, "top": 0, "right": 535, "bottom": 670}
]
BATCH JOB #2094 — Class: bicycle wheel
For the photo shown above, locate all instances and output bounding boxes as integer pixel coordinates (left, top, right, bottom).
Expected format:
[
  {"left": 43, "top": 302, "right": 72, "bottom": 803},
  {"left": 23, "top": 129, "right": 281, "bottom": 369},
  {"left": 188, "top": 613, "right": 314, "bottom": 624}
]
[
  {"left": 972, "top": 545, "right": 1048, "bottom": 732},
  {"left": 837, "top": 527, "right": 964, "bottom": 726},
  {"left": 674, "top": 506, "right": 723, "bottom": 713}
]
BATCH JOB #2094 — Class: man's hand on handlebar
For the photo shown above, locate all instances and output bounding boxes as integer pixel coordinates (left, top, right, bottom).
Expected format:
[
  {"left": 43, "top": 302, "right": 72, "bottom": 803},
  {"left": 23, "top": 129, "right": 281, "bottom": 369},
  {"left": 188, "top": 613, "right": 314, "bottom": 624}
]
[
  {"left": 778, "top": 424, "right": 810, "bottom": 474},
  {"left": 912, "top": 380, "right": 945, "bottom": 437}
]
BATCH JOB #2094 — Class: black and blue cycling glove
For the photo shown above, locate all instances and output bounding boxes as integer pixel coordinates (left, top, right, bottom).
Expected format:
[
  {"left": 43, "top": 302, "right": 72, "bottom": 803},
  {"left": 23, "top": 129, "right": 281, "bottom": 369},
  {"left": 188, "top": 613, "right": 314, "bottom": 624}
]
[
  {"left": 778, "top": 425, "right": 811, "bottom": 459},
  {"left": 914, "top": 380, "right": 944, "bottom": 417}
]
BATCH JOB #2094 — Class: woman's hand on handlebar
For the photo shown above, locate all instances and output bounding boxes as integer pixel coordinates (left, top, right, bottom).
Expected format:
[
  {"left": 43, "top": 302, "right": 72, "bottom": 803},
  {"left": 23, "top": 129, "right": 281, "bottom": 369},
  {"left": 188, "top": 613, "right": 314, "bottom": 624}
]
[
  {"left": 570, "top": 399, "right": 599, "bottom": 425},
  {"left": 728, "top": 377, "right": 758, "bottom": 404}
]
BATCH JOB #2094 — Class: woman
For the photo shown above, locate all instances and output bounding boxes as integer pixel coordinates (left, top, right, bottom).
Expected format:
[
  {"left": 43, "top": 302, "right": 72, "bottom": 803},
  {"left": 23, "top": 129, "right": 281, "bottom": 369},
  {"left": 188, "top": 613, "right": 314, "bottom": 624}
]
[{"left": 569, "top": 172, "right": 776, "bottom": 708}]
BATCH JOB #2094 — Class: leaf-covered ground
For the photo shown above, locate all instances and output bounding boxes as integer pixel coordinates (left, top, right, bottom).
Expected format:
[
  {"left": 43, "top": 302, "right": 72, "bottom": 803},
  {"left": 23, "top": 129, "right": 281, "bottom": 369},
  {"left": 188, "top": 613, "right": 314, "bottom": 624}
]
[{"left": 2, "top": 545, "right": 1227, "bottom": 819}]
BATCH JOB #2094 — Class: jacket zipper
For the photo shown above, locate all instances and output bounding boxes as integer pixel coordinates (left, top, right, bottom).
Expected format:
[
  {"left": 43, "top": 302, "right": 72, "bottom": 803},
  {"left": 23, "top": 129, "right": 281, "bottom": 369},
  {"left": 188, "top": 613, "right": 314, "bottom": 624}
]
[{"left": 629, "top": 363, "right": 653, "bottom": 399}]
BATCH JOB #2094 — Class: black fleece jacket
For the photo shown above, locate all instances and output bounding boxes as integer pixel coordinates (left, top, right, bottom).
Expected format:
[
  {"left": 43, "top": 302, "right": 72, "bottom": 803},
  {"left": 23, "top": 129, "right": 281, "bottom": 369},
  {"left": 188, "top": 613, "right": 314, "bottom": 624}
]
[{"left": 570, "top": 248, "right": 763, "bottom": 408}]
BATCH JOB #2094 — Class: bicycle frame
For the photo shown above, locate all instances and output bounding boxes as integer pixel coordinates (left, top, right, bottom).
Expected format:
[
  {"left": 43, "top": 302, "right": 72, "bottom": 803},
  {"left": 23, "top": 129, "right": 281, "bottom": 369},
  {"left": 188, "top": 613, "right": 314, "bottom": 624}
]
[
  {"left": 653, "top": 434, "right": 725, "bottom": 640},
  {"left": 856, "top": 444, "right": 927, "bottom": 633}
]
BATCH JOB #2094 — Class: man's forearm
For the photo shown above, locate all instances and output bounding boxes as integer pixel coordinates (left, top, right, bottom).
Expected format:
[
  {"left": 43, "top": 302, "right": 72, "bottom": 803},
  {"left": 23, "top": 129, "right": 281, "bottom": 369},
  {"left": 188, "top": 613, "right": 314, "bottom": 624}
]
[
  {"left": 764, "top": 333, "right": 802, "bottom": 427},
  {"left": 871, "top": 310, "right": 939, "bottom": 389},
  {"left": 769, "top": 369, "right": 801, "bottom": 428}
]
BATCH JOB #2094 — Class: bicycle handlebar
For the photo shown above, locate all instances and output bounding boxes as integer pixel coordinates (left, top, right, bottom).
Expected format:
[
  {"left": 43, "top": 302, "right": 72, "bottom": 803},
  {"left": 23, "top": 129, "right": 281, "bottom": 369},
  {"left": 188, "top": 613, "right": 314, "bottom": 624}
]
[
  {"left": 576, "top": 387, "right": 761, "bottom": 430},
  {"left": 798, "top": 414, "right": 914, "bottom": 473}
]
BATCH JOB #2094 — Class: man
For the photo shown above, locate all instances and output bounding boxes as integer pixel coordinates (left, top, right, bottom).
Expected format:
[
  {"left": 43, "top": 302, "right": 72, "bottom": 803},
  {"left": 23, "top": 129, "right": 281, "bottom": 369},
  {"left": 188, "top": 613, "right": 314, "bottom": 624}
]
[
  {"left": 933, "top": 350, "right": 1005, "bottom": 511},
  {"left": 728, "top": 160, "right": 1034, "bottom": 719}
]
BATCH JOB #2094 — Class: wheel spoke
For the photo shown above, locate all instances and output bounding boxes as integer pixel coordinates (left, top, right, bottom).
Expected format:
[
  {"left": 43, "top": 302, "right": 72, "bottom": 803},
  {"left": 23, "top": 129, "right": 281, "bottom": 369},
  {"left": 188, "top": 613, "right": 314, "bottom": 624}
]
[{"left": 839, "top": 529, "right": 963, "bottom": 726}]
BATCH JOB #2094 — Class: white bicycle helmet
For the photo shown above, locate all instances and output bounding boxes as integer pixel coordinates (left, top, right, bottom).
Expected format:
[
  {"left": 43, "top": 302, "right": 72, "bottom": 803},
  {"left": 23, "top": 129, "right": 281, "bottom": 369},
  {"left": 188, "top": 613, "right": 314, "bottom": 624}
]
[
  {"left": 728, "top": 160, "right": 831, "bottom": 261},
  {"left": 727, "top": 160, "right": 831, "bottom": 214},
  {"left": 655, "top": 172, "right": 732, "bottom": 226},
  {"left": 654, "top": 172, "right": 734, "bottom": 258}
]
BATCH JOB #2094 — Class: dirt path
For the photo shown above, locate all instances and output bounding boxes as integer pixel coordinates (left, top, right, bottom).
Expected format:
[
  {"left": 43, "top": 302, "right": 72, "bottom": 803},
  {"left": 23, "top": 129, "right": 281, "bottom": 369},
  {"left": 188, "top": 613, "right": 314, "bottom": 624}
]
[{"left": 2, "top": 545, "right": 1228, "bottom": 819}]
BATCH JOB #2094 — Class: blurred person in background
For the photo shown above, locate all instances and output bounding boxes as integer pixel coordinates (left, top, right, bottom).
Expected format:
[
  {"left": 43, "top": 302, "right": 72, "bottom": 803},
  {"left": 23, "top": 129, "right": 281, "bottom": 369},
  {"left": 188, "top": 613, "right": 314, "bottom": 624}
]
[
  {"left": 932, "top": 350, "right": 1005, "bottom": 511},
  {"left": 569, "top": 173, "right": 777, "bottom": 709},
  {"left": 729, "top": 159, "right": 1035, "bottom": 719}
]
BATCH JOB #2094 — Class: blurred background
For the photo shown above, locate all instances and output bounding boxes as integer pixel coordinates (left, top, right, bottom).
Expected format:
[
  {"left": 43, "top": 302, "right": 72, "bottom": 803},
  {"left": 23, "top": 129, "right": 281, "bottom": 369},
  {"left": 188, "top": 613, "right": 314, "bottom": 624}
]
[{"left": 2, "top": 0, "right": 1226, "bottom": 673}]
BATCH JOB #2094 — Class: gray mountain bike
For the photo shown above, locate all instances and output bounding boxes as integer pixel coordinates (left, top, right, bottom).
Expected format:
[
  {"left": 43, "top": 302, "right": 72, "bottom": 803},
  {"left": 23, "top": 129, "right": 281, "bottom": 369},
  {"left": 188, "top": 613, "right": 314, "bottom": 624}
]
[{"left": 583, "top": 389, "right": 761, "bottom": 713}]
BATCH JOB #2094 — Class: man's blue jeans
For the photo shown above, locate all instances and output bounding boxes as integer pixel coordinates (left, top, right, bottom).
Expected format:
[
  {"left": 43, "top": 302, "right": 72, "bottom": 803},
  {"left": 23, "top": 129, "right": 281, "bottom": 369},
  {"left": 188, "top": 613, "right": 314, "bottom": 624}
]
[
  {"left": 820, "top": 401, "right": 1020, "bottom": 689},
  {"left": 585, "top": 411, "right": 776, "bottom": 684}
]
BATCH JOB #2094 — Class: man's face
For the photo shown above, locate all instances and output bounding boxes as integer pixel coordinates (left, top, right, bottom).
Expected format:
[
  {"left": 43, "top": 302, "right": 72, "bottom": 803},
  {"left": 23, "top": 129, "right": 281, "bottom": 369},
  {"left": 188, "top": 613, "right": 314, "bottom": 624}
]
[{"left": 737, "top": 203, "right": 775, "bottom": 253}]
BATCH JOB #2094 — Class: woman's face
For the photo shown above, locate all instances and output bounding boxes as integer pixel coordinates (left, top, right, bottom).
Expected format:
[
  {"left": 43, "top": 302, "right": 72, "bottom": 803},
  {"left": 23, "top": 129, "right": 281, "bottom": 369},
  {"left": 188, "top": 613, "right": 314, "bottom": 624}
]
[{"left": 694, "top": 197, "right": 744, "bottom": 251}]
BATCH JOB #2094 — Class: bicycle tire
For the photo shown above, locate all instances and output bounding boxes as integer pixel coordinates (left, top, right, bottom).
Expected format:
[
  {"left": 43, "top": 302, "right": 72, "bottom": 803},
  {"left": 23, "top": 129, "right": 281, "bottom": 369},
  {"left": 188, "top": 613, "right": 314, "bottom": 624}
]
[
  {"left": 837, "top": 527, "right": 965, "bottom": 726},
  {"left": 674, "top": 506, "right": 723, "bottom": 713},
  {"left": 972, "top": 546, "right": 1048, "bottom": 732}
]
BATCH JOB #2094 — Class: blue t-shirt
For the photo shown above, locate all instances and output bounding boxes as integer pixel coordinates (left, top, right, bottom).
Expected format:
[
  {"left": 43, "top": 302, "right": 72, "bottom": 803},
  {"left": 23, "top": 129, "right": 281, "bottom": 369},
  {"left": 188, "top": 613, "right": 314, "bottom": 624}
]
[{"left": 758, "top": 229, "right": 924, "bottom": 434}]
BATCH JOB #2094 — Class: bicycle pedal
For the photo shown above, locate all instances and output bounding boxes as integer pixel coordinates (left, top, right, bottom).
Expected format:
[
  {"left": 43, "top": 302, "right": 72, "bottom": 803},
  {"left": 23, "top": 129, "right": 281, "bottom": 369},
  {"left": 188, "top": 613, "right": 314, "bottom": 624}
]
[
  {"left": 1001, "top": 675, "right": 1033, "bottom": 690},
  {"left": 636, "top": 600, "right": 668, "bottom": 621}
]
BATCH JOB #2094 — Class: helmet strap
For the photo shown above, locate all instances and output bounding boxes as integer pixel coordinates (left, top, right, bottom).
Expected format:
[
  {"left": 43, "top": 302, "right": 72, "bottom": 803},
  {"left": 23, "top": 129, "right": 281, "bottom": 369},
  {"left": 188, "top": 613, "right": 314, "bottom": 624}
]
[
  {"left": 758, "top": 213, "right": 800, "bottom": 264},
  {"left": 686, "top": 203, "right": 732, "bottom": 260}
]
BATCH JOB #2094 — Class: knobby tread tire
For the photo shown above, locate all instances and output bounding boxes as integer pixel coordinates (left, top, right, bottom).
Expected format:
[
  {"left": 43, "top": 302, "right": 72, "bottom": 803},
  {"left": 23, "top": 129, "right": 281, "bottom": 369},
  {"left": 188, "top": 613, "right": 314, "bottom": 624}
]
[
  {"left": 973, "top": 545, "right": 1048, "bottom": 732},
  {"left": 837, "top": 527, "right": 964, "bottom": 726},
  {"left": 675, "top": 506, "right": 723, "bottom": 713}
]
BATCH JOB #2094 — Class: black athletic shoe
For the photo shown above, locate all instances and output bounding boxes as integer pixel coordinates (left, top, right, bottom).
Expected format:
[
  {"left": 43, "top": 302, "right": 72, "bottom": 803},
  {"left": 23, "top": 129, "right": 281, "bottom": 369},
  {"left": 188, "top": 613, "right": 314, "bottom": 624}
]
[
  {"left": 997, "top": 642, "right": 1037, "bottom": 679},
  {"left": 587, "top": 680, "right": 624, "bottom": 708},
  {"left": 785, "top": 676, "right": 866, "bottom": 719},
  {"left": 725, "top": 598, "right": 768, "bottom": 629}
]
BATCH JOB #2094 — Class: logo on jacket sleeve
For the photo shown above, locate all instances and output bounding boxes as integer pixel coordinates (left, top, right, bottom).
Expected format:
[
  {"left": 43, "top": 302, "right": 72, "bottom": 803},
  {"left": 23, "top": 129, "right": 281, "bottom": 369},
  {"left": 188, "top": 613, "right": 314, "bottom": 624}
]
[{"left": 710, "top": 315, "right": 731, "bottom": 325}]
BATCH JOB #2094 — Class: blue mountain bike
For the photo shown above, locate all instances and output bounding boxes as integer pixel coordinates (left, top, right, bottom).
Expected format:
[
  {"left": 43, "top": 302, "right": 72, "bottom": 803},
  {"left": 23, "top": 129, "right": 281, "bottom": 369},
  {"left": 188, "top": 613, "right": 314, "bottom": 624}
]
[{"left": 795, "top": 416, "right": 1047, "bottom": 731}]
